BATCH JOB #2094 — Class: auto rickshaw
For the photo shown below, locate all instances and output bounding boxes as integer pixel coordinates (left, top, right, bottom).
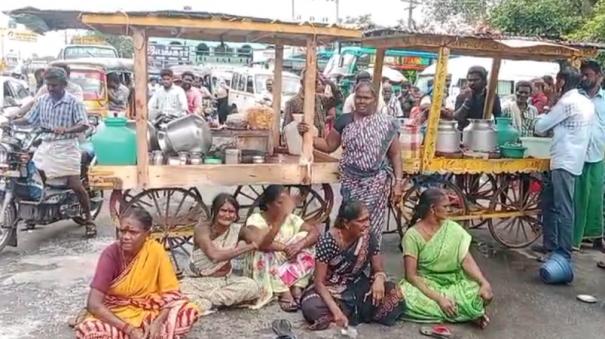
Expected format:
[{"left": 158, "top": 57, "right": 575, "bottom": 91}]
[{"left": 49, "top": 58, "right": 134, "bottom": 119}]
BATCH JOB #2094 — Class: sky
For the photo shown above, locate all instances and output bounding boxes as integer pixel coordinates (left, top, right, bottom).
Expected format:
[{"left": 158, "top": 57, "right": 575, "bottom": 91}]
[{"left": 0, "top": 0, "right": 423, "bottom": 57}]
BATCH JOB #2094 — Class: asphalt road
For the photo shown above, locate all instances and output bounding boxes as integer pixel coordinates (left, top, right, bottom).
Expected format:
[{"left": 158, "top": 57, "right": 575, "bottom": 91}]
[{"left": 1, "top": 188, "right": 605, "bottom": 339}]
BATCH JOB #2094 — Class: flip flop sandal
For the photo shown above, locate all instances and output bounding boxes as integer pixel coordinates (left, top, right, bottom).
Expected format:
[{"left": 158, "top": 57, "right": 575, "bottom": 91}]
[
  {"left": 272, "top": 319, "right": 296, "bottom": 339},
  {"left": 67, "top": 308, "right": 88, "bottom": 328},
  {"left": 84, "top": 222, "right": 97, "bottom": 238},
  {"left": 278, "top": 299, "right": 299, "bottom": 313},
  {"left": 420, "top": 325, "right": 452, "bottom": 338},
  {"left": 597, "top": 261, "right": 605, "bottom": 269}
]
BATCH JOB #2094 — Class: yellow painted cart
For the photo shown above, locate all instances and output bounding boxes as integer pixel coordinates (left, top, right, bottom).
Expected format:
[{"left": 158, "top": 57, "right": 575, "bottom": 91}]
[
  {"left": 363, "top": 30, "right": 601, "bottom": 248},
  {"left": 10, "top": 8, "right": 361, "bottom": 268}
]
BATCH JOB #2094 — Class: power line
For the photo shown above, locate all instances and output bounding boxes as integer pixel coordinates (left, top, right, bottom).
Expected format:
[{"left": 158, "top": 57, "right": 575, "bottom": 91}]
[{"left": 402, "top": 0, "right": 421, "bottom": 29}]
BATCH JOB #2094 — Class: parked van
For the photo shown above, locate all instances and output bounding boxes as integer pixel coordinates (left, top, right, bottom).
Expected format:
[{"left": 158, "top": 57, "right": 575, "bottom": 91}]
[
  {"left": 416, "top": 56, "right": 559, "bottom": 101},
  {"left": 57, "top": 44, "right": 119, "bottom": 60},
  {"left": 229, "top": 67, "right": 300, "bottom": 113}
]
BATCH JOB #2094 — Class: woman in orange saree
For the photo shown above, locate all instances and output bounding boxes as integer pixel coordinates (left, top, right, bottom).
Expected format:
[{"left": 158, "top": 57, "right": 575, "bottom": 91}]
[{"left": 74, "top": 206, "right": 200, "bottom": 339}]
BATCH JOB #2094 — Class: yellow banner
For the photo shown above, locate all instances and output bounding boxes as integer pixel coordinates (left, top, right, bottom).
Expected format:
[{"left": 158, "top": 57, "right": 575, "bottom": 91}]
[
  {"left": 71, "top": 35, "right": 107, "bottom": 45},
  {"left": 1, "top": 29, "right": 38, "bottom": 42}
]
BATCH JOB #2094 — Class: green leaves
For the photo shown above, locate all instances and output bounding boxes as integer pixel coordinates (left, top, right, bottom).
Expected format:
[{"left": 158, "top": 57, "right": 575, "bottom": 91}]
[{"left": 489, "top": 0, "right": 584, "bottom": 38}]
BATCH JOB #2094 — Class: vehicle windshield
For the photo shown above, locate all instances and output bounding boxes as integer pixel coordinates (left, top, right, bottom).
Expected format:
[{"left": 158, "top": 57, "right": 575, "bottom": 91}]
[
  {"left": 64, "top": 46, "right": 118, "bottom": 59},
  {"left": 70, "top": 70, "right": 105, "bottom": 101},
  {"left": 323, "top": 53, "right": 356, "bottom": 76},
  {"left": 255, "top": 75, "right": 300, "bottom": 96}
]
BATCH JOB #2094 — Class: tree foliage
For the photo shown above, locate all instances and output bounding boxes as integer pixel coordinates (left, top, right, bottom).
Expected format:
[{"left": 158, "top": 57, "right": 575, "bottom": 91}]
[
  {"left": 570, "top": 0, "right": 605, "bottom": 41},
  {"left": 85, "top": 31, "right": 134, "bottom": 58},
  {"left": 423, "top": 0, "right": 500, "bottom": 25},
  {"left": 489, "top": 0, "right": 584, "bottom": 38},
  {"left": 343, "top": 14, "right": 377, "bottom": 30}
]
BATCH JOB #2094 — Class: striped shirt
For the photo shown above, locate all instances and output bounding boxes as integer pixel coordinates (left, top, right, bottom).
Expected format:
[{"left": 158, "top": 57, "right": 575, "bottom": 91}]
[{"left": 25, "top": 92, "right": 88, "bottom": 141}]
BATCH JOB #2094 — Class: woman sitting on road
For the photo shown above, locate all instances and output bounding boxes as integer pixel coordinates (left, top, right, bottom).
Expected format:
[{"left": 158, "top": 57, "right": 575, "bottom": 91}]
[
  {"left": 180, "top": 194, "right": 261, "bottom": 311},
  {"left": 74, "top": 206, "right": 200, "bottom": 339},
  {"left": 300, "top": 200, "right": 405, "bottom": 330},
  {"left": 241, "top": 185, "right": 319, "bottom": 311},
  {"left": 400, "top": 188, "right": 493, "bottom": 328}
]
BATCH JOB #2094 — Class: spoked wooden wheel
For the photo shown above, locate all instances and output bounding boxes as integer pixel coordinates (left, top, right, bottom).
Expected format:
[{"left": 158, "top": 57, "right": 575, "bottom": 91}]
[
  {"left": 455, "top": 174, "right": 498, "bottom": 229},
  {"left": 239, "top": 184, "right": 334, "bottom": 225},
  {"left": 399, "top": 175, "right": 468, "bottom": 243},
  {"left": 487, "top": 174, "right": 543, "bottom": 248},
  {"left": 233, "top": 185, "right": 267, "bottom": 221},
  {"left": 121, "top": 188, "right": 209, "bottom": 271}
]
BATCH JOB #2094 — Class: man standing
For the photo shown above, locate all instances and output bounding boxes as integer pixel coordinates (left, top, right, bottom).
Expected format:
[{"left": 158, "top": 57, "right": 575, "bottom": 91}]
[
  {"left": 11, "top": 67, "right": 95, "bottom": 237},
  {"left": 181, "top": 71, "right": 211, "bottom": 115},
  {"left": 534, "top": 68, "right": 595, "bottom": 261},
  {"left": 574, "top": 61, "right": 605, "bottom": 251},
  {"left": 454, "top": 66, "right": 502, "bottom": 130},
  {"left": 502, "top": 81, "right": 539, "bottom": 137},
  {"left": 381, "top": 82, "right": 403, "bottom": 118},
  {"left": 148, "top": 69, "right": 188, "bottom": 121},
  {"left": 107, "top": 73, "right": 130, "bottom": 112}
]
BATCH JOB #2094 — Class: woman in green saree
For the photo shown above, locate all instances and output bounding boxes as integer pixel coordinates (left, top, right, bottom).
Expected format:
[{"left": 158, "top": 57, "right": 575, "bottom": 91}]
[{"left": 400, "top": 188, "right": 493, "bottom": 328}]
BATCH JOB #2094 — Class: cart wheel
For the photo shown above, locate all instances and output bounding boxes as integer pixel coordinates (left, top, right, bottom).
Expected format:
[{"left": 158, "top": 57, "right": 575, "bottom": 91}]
[
  {"left": 487, "top": 173, "right": 543, "bottom": 248},
  {"left": 383, "top": 204, "right": 402, "bottom": 234},
  {"left": 242, "top": 184, "right": 334, "bottom": 226},
  {"left": 121, "top": 188, "right": 209, "bottom": 272},
  {"left": 455, "top": 174, "right": 497, "bottom": 229},
  {"left": 399, "top": 175, "right": 468, "bottom": 245},
  {"left": 233, "top": 185, "right": 267, "bottom": 221}
]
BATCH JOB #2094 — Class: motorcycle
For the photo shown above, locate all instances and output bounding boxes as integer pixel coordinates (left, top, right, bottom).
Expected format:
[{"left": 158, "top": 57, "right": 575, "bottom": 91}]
[{"left": 0, "top": 123, "right": 104, "bottom": 251}]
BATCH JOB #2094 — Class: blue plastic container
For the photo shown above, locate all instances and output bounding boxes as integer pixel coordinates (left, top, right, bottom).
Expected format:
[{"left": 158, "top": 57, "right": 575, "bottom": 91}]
[
  {"left": 539, "top": 252, "right": 574, "bottom": 284},
  {"left": 91, "top": 117, "right": 137, "bottom": 165}
]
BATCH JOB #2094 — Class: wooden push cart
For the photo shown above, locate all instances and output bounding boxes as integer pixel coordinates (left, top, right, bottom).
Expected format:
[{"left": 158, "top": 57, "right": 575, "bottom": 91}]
[
  {"left": 363, "top": 29, "right": 601, "bottom": 248},
  {"left": 9, "top": 8, "right": 362, "bottom": 267}
]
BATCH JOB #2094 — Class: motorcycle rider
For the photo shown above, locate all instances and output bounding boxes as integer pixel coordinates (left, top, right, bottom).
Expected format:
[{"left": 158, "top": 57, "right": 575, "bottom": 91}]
[{"left": 8, "top": 67, "right": 96, "bottom": 237}]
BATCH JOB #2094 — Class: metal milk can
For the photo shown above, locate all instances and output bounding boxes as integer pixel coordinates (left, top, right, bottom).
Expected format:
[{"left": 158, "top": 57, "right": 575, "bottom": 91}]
[
  {"left": 470, "top": 119, "right": 497, "bottom": 152},
  {"left": 436, "top": 120, "right": 461, "bottom": 153}
]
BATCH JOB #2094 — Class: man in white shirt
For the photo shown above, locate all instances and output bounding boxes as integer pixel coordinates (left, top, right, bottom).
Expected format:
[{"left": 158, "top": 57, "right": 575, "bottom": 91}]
[
  {"left": 533, "top": 67, "right": 595, "bottom": 261},
  {"left": 148, "top": 69, "right": 188, "bottom": 121}
]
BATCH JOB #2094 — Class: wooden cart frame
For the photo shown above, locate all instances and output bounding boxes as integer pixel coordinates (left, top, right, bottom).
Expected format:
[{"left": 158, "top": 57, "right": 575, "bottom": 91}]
[
  {"left": 363, "top": 29, "right": 601, "bottom": 248},
  {"left": 9, "top": 8, "right": 362, "bottom": 265}
]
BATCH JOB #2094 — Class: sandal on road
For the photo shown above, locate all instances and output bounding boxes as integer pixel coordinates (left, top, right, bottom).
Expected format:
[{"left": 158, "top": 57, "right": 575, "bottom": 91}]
[
  {"left": 84, "top": 222, "right": 97, "bottom": 238},
  {"left": 597, "top": 261, "right": 605, "bottom": 269},
  {"left": 272, "top": 319, "right": 296, "bottom": 339},
  {"left": 420, "top": 325, "right": 452, "bottom": 338}
]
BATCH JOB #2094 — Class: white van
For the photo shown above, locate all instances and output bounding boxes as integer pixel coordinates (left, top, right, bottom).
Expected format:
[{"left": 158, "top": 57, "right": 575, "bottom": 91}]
[
  {"left": 229, "top": 67, "right": 301, "bottom": 113},
  {"left": 416, "top": 56, "right": 559, "bottom": 102}
]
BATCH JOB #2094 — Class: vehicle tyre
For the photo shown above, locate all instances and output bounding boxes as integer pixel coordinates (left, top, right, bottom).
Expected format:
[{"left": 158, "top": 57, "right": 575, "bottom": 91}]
[
  {"left": 73, "top": 190, "right": 104, "bottom": 225},
  {"left": 0, "top": 200, "right": 18, "bottom": 252}
]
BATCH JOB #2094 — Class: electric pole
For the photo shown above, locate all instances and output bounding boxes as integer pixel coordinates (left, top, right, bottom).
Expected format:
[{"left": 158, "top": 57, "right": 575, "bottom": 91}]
[{"left": 402, "top": 0, "right": 420, "bottom": 29}]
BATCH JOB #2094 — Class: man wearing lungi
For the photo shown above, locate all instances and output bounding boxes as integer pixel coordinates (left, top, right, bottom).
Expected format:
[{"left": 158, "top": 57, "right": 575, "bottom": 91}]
[{"left": 11, "top": 67, "right": 95, "bottom": 237}]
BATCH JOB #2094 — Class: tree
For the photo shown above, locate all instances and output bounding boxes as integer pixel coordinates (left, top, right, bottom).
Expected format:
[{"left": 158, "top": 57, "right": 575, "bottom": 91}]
[
  {"left": 343, "top": 14, "right": 378, "bottom": 30},
  {"left": 423, "top": 0, "right": 500, "bottom": 25},
  {"left": 570, "top": 0, "right": 605, "bottom": 41},
  {"left": 489, "top": 0, "right": 585, "bottom": 38},
  {"left": 85, "top": 31, "right": 134, "bottom": 58}
]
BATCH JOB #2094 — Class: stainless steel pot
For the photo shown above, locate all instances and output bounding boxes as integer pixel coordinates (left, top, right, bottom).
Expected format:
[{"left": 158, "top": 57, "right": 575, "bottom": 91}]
[
  {"left": 126, "top": 120, "right": 160, "bottom": 151},
  {"left": 157, "top": 115, "right": 212, "bottom": 154},
  {"left": 436, "top": 120, "right": 460, "bottom": 153},
  {"left": 462, "top": 119, "right": 477, "bottom": 148},
  {"left": 470, "top": 119, "right": 497, "bottom": 152}
]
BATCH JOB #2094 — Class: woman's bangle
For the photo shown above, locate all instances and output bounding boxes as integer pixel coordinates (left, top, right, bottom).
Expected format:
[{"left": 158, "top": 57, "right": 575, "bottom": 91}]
[{"left": 373, "top": 272, "right": 387, "bottom": 280}]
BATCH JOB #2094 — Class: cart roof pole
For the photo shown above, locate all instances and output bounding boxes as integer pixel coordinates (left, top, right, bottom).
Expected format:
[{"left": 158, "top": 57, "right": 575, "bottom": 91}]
[
  {"left": 422, "top": 46, "right": 450, "bottom": 170},
  {"left": 483, "top": 58, "right": 501, "bottom": 119},
  {"left": 132, "top": 28, "right": 150, "bottom": 188},
  {"left": 272, "top": 43, "right": 284, "bottom": 152},
  {"left": 301, "top": 37, "right": 317, "bottom": 184},
  {"left": 372, "top": 48, "right": 386, "bottom": 94}
]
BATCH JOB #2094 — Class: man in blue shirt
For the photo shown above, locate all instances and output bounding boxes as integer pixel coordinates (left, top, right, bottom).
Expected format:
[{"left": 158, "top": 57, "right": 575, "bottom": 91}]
[
  {"left": 534, "top": 68, "right": 595, "bottom": 260},
  {"left": 11, "top": 67, "right": 95, "bottom": 237},
  {"left": 574, "top": 60, "right": 605, "bottom": 251}
]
